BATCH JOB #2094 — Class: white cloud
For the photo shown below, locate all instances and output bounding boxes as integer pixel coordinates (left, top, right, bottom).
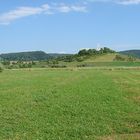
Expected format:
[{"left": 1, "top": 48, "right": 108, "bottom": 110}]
[
  {"left": 86, "top": 0, "right": 140, "bottom": 5},
  {"left": 0, "top": 5, "right": 49, "bottom": 25},
  {"left": 1, "top": 1, "right": 138, "bottom": 25},
  {"left": 71, "top": 6, "right": 87, "bottom": 12},
  {"left": 117, "top": 0, "right": 140, "bottom": 5},
  {"left": 0, "top": 3, "right": 87, "bottom": 25},
  {"left": 51, "top": 3, "right": 87, "bottom": 13},
  {"left": 56, "top": 5, "right": 72, "bottom": 13},
  {"left": 0, "top": 7, "right": 44, "bottom": 25}
]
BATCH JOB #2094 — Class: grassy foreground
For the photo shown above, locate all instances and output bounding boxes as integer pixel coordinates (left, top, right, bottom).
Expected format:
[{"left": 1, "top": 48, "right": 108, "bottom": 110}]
[{"left": 0, "top": 68, "right": 139, "bottom": 139}]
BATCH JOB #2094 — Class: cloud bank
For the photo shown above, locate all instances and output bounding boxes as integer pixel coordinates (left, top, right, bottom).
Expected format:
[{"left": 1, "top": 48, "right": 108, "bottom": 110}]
[
  {"left": 0, "top": 1, "right": 140, "bottom": 25},
  {"left": 0, "top": 3, "right": 87, "bottom": 25}
]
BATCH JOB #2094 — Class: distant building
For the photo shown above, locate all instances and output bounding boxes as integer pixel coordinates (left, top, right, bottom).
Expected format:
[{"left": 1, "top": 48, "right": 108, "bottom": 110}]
[{"left": 96, "top": 43, "right": 101, "bottom": 51}]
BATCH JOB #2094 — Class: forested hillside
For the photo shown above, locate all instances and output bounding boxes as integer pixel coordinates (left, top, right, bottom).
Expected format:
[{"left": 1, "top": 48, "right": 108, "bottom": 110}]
[
  {"left": 0, "top": 51, "right": 69, "bottom": 61},
  {"left": 120, "top": 50, "right": 140, "bottom": 58}
]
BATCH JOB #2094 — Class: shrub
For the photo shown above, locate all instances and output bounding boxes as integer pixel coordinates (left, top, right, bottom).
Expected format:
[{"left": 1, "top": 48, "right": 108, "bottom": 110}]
[
  {"left": 127, "top": 56, "right": 136, "bottom": 62},
  {"left": 2, "top": 61, "right": 10, "bottom": 65},
  {"left": 50, "top": 65, "right": 67, "bottom": 68},
  {"left": 114, "top": 55, "right": 125, "bottom": 61},
  {"left": 77, "top": 64, "right": 86, "bottom": 67},
  {"left": 0, "top": 66, "right": 3, "bottom": 72}
]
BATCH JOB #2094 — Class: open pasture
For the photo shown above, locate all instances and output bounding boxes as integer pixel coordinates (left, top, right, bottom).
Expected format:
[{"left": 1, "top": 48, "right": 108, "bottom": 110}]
[{"left": 0, "top": 68, "right": 139, "bottom": 139}]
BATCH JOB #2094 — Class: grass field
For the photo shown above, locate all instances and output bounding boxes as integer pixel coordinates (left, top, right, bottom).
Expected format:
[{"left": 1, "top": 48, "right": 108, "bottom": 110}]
[
  {"left": 57, "top": 53, "right": 140, "bottom": 67},
  {"left": 0, "top": 68, "right": 140, "bottom": 139},
  {"left": 85, "top": 54, "right": 117, "bottom": 62}
]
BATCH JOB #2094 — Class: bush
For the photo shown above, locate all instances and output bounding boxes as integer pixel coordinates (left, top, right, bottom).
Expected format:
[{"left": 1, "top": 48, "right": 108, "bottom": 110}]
[
  {"left": 77, "top": 64, "right": 86, "bottom": 67},
  {"left": 50, "top": 65, "right": 67, "bottom": 68},
  {"left": 114, "top": 55, "right": 125, "bottom": 61},
  {"left": 76, "top": 57, "right": 84, "bottom": 62},
  {"left": 0, "top": 66, "right": 3, "bottom": 72},
  {"left": 127, "top": 56, "right": 136, "bottom": 62},
  {"left": 2, "top": 61, "right": 10, "bottom": 65}
]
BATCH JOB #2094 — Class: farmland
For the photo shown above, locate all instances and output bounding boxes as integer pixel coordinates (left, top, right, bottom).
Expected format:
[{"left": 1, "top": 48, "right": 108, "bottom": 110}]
[
  {"left": 0, "top": 68, "right": 139, "bottom": 139},
  {"left": 1, "top": 0, "right": 140, "bottom": 139}
]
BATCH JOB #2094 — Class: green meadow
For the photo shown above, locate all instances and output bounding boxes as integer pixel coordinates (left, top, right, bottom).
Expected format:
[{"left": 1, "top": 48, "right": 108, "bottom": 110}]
[{"left": 0, "top": 68, "right": 139, "bottom": 139}]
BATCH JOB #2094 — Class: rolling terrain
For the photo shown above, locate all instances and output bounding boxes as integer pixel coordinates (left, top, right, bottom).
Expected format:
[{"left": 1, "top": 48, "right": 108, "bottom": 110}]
[
  {"left": 120, "top": 50, "right": 140, "bottom": 58},
  {"left": 1, "top": 52, "right": 140, "bottom": 69},
  {"left": 57, "top": 53, "right": 140, "bottom": 68},
  {"left": 0, "top": 49, "right": 140, "bottom": 139},
  {"left": 0, "top": 51, "right": 69, "bottom": 61}
]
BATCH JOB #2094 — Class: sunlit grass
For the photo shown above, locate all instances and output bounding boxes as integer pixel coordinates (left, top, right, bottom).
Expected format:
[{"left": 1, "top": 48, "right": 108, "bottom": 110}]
[{"left": 0, "top": 69, "right": 139, "bottom": 139}]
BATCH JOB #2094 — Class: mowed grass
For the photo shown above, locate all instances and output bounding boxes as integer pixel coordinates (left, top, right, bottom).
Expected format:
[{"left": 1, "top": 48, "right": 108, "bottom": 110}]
[
  {"left": 85, "top": 54, "right": 117, "bottom": 62},
  {"left": 0, "top": 69, "right": 139, "bottom": 139}
]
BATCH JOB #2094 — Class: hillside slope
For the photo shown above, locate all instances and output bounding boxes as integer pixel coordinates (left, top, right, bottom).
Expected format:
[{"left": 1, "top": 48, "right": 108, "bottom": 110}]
[
  {"left": 0, "top": 51, "right": 50, "bottom": 61},
  {"left": 84, "top": 53, "right": 117, "bottom": 62},
  {"left": 71, "top": 53, "right": 140, "bottom": 67},
  {"left": 0, "top": 51, "right": 70, "bottom": 61},
  {"left": 120, "top": 50, "right": 140, "bottom": 58}
]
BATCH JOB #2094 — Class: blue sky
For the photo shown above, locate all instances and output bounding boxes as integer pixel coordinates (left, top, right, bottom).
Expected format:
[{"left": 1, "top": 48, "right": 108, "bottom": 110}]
[{"left": 0, "top": 0, "right": 140, "bottom": 53}]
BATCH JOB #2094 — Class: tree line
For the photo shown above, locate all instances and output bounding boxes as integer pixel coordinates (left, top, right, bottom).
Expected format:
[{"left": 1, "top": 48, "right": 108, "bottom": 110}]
[{"left": 56, "top": 47, "right": 115, "bottom": 62}]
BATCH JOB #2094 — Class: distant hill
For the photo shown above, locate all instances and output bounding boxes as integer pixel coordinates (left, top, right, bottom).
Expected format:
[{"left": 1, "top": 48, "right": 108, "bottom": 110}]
[
  {"left": 0, "top": 51, "right": 71, "bottom": 61},
  {"left": 1, "top": 49, "right": 139, "bottom": 62},
  {"left": 119, "top": 50, "right": 140, "bottom": 58},
  {"left": 0, "top": 51, "right": 50, "bottom": 61}
]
